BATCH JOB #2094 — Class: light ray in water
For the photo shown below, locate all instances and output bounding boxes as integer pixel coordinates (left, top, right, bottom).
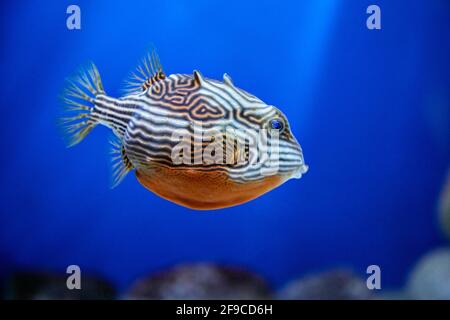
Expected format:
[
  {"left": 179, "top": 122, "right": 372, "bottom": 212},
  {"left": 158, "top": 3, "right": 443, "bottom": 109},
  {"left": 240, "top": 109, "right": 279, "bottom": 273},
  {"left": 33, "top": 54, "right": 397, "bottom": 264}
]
[{"left": 288, "top": 0, "right": 340, "bottom": 129}]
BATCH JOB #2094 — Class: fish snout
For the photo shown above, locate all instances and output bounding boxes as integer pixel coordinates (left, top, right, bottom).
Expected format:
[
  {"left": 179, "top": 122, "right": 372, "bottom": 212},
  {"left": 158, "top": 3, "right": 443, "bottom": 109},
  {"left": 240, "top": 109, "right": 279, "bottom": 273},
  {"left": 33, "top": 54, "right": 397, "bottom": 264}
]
[
  {"left": 290, "top": 143, "right": 308, "bottom": 179},
  {"left": 292, "top": 162, "right": 309, "bottom": 179}
]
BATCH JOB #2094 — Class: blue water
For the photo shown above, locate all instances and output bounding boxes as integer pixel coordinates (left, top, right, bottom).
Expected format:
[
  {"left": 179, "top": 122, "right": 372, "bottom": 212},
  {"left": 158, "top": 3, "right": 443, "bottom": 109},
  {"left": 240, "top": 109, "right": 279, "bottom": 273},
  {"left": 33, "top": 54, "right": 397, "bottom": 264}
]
[{"left": 1, "top": 0, "right": 449, "bottom": 292}]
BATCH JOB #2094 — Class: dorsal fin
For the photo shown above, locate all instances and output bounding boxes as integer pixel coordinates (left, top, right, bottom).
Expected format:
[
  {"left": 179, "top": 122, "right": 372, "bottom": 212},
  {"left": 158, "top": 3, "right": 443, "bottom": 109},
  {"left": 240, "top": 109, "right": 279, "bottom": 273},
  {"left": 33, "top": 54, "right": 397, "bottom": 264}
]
[
  {"left": 110, "top": 138, "right": 134, "bottom": 187},
  {"left": 124, "top": 49, "right": 166, "bottom": 94},
  {"left": 223, "top": 73, "right": 234, "bottom": 87},
  {"left": 193, "top": 70, "right": 205, "bottom": 86}
]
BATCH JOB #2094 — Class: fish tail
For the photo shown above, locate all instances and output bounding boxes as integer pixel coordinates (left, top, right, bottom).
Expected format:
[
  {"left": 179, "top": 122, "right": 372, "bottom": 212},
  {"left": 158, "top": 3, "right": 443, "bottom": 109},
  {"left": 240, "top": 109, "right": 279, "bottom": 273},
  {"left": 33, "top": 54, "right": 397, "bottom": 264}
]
[{"left": 59, "top": 63, "right": 105, "bottom": 147}]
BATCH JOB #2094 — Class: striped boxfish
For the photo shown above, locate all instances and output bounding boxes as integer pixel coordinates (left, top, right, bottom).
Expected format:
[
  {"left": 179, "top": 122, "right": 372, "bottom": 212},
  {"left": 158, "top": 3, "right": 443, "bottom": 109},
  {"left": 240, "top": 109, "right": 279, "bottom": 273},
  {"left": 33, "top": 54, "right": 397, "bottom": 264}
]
[{"left": 61, "top": 51, "right": 308, "bottom": 210}]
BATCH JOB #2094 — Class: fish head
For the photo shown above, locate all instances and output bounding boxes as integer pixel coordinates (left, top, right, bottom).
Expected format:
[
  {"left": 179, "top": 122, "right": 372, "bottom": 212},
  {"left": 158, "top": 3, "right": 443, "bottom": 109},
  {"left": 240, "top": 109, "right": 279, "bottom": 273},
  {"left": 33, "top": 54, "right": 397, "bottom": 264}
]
[
  {"left": 214, "top": 73, "right": 308, "bottom": 183},
  {"left": 239, "top": 103, "right": 308, "bottom": 182},
  {"left": 264, "top": 106, "right": 308, "bottom": 180}
]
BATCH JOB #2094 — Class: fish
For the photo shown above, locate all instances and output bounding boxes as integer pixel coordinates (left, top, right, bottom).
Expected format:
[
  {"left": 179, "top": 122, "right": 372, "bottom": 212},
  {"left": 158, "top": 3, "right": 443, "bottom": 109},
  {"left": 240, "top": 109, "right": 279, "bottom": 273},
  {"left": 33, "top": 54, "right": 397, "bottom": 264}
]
[{"left": 61, "top": 50, "right": 308, "bottom": 210}]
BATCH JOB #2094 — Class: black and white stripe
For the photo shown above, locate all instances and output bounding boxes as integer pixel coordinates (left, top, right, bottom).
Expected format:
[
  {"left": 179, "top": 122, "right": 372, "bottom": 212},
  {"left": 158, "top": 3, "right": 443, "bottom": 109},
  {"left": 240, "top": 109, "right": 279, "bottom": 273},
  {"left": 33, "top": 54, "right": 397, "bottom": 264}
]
[{"left": 92, "top": 73, "right": 307, "bottom": 182}]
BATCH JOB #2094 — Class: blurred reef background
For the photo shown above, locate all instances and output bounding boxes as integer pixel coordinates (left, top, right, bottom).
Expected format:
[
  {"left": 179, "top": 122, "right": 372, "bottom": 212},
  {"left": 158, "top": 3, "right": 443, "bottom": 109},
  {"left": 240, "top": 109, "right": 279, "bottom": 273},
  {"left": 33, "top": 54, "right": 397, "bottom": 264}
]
[{"left": 0, "top": 0, "right": 449, "bottom": 299}]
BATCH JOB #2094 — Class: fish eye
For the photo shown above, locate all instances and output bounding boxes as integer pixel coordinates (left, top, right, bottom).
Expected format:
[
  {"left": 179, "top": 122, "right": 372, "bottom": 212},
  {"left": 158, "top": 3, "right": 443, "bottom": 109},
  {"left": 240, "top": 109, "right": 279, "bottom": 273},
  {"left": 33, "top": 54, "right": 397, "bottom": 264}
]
[{"left": 269, "top": 118, "right": 285, "bottom": 132}]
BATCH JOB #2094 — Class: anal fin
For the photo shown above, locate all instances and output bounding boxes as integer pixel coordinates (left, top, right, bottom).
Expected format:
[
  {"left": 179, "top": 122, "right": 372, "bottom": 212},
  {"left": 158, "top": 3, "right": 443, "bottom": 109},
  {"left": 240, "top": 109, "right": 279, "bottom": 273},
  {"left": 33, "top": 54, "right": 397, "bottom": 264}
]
[{"left": 110, "top": 139, "right": 134, "bottom": 188}]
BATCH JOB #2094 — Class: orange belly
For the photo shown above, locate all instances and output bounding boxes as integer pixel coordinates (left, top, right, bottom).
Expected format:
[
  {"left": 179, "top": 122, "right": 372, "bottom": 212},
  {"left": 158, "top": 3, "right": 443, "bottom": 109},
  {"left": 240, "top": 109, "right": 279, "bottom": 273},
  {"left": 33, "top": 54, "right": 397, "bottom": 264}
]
[{"left": 135, "top": 166, "right": 284, "bottom": 210}]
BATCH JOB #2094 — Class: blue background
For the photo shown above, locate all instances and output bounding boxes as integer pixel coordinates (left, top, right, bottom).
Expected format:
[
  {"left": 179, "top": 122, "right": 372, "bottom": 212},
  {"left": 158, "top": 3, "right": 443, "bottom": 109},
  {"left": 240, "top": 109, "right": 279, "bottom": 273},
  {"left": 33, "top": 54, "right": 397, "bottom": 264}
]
[{"left": 1, "top": 0, "right": 449, "bottom": 292}]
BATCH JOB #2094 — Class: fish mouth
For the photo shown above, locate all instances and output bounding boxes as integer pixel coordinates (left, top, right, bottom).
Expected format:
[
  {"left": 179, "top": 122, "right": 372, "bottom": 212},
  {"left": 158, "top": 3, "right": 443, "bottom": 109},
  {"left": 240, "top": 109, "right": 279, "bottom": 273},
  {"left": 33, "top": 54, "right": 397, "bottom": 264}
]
[{"left": 292, "top": 163, "right": 309, "bottom": 179}]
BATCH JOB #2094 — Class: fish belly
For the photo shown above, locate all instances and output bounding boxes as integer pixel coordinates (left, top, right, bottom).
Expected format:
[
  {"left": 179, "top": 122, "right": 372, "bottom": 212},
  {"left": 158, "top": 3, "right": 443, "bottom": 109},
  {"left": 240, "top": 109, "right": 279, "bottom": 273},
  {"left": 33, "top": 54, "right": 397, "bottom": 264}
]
[{"left": 135, "top": 167, "right": 283, "bottom": 210}]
